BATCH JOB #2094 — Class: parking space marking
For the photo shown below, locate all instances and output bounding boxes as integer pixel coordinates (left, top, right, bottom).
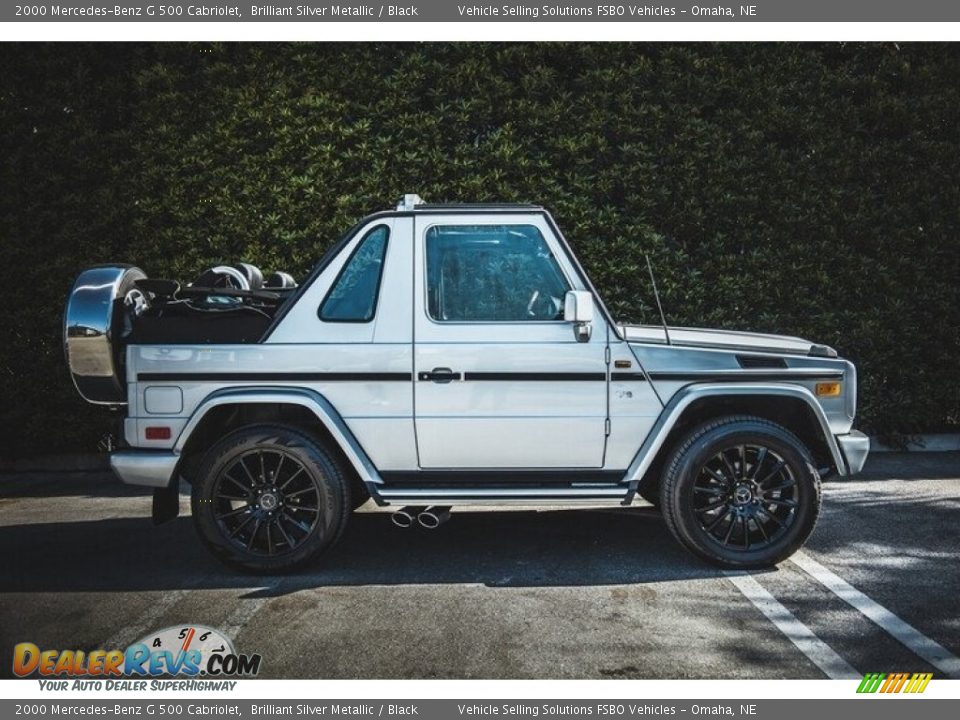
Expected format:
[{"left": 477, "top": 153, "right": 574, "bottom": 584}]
[
  {"left": 219, "top": 579, "right": 287, "bottom": 642},
  {"left": 791, "top": 551, "right": 960, "bottom": 678},
  {"left": 724, "top": 571, "right": 860, "bottom": 679}
]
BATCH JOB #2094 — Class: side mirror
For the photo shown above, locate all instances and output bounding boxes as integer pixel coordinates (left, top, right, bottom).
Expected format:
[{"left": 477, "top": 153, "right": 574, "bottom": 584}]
[{"left": 564, "top": 290, "right": 594, "bottom": 342}]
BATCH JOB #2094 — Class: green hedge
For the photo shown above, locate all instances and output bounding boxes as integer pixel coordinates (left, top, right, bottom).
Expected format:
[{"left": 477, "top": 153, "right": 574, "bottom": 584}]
[{"left": 1, "top": 43, "right": 958, "bottom": 458}]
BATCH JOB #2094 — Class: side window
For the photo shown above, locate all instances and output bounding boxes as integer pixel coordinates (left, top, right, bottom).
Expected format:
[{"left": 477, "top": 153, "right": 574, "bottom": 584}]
[
  {"left": 319, "top": 225, "right": 389, "bottom": 322},
  {"left": 426, "top": 224, "right": 570, "bottom": 322}
]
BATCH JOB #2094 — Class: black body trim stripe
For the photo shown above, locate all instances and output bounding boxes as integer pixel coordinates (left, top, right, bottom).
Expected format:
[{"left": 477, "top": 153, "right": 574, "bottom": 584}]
[
  {"left": 646, "top": 371, "right": 844, "bottom": 382},
  {"left": 611, "top": 372, "right": 649, "bottom": 381},
  {"left": 138, "top": 370, "right": 841, "bottom": 383},
  {"left": 462, "top": 372, "right": 606, "bottom": 382},
  {"left": 137, "top": 372, "right": 411, "bottom": 382}
]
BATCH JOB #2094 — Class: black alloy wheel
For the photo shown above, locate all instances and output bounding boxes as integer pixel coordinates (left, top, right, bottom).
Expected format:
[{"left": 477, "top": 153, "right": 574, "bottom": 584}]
[
  {"left": 660, "top": 415, "right": 821, "bottom": 568},
  {"left": 192, "top": 425, "right": 350, "bottom": 573},
  {"left": 212, "top": 448, "right": 321, "bottom": 557},
  {"left": 692, "top": 444, "right": 798, "bottom": 551}
]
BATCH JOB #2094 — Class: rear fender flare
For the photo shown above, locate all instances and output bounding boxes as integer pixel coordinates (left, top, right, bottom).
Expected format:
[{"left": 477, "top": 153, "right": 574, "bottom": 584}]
[{"left": 174, "top": 386, "right": 383, "bottom": 487}]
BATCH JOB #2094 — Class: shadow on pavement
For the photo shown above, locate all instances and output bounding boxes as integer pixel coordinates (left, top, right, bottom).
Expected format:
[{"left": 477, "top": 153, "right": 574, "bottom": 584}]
[
  {"left": 0, "top": 507, "right": 722, "bottom": 594},
  {"left": 811, "top": 480, "right": 960, "bottom": 560},
  {"left": 0, "top": 472, "right": 150, "bottom": 499}
]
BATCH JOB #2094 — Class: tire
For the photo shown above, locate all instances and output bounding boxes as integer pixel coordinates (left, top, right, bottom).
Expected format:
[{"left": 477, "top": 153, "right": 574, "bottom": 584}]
[
  {"left": 191, "top": 424, "right": 351, "bottom": 574},
  {"left": 660, "top": 415, "right": 821, "bottom": 568}
]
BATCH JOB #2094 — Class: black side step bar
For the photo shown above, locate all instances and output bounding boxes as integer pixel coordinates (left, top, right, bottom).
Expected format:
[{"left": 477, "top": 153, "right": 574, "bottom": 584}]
[{"left": 375, "top": 485, "right": 631, "bottom": 506}]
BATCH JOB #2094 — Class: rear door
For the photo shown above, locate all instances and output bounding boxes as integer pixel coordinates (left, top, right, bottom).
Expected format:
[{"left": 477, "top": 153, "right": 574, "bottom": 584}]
[{"left": 413, "top": 213, "right": 609, "bottom": 469}]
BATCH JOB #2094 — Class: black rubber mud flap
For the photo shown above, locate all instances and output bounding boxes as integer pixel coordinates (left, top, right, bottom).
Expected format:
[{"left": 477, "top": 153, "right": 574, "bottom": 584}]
[{"left": 152, "top": 483, "right": 180, "bottom": 525}]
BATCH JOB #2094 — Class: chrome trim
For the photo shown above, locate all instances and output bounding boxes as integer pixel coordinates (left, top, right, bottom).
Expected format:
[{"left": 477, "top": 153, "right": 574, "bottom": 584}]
[
  {"left": 623, "top": 382, "right": 849, "bottom": 484},
  {"left": 64, "top": 265, "right": 146, "bottom": 405},
  {"left": 175, "top": 387, "right": 384, "bottom": 486},
  {"left": 844, "top": 360, "right": 858, "bottom": 420},
  {"left": 110, "top": 451, "right": 179, "bottom": 488},
  {"left": 837, "top": 431, "right": 870, "bottom": 475}
]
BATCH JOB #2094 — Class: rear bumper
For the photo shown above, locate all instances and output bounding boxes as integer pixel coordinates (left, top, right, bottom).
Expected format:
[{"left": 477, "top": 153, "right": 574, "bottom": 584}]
[
  {"left": 836, "top": 430, "right": 870, "bottom": 475},
  {"left": 110, "top": 450, "right": 178, "bottom": 488}
]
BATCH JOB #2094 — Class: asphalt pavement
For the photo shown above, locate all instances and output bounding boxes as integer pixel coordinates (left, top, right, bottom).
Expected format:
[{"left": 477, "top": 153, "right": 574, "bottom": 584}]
[{"left": 0, "top": 453, "right": 957, "bottom": 679}]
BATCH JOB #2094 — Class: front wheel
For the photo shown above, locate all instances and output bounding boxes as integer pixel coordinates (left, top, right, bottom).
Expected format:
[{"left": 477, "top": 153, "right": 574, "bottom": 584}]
[
  {"left": 660, "top": 415, "right": 821, "bottom": 568},
  {"left": 191, "top": 425, "right": 350, "bottom": 574}
]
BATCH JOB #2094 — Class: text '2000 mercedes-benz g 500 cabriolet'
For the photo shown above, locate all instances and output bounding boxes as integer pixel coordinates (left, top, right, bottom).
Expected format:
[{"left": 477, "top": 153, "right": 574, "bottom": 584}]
[{"left": 64, "top": 195, "right": 869, "bottom": 573}]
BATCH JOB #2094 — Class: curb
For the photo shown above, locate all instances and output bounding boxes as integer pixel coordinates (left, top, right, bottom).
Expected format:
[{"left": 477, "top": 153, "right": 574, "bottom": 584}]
[
  {"left": 871, "top": 434, "right": 960, "bottom": 453},
  {"left": 0, "top": 454, "right": 110, "bottom": 473},
  {"left": 2, "top": 434, "right": 959, "bottom": 472}
]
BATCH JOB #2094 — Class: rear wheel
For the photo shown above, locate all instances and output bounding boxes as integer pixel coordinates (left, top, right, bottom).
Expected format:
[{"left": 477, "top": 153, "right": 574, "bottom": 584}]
[
  {"left": 191, "top": 425, "right": 350, "bottom": 574},
  {"left": 660, "top": 415, "right": 821, "bottom": 568}
]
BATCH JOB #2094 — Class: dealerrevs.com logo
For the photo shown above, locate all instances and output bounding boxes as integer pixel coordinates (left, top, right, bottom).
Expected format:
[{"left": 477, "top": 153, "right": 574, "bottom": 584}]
[{"left": 13, "top": 625, "right": 262, "bottom": 687}]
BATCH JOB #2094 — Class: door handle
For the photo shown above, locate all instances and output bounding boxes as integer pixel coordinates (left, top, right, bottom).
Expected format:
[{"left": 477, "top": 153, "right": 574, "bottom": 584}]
[{"left": 418, "top": 367, "right": 461, "bottom": 383}]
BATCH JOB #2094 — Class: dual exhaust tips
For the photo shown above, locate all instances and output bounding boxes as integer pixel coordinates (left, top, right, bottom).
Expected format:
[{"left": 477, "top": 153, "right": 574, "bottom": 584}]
[{"left": 391, "top": 506, "right": 451, "bottom": 530}]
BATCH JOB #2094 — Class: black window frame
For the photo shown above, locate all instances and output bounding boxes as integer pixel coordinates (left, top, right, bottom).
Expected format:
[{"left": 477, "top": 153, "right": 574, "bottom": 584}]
[{"left": 317, "top": 223, "right": 391, "bottom": 324}]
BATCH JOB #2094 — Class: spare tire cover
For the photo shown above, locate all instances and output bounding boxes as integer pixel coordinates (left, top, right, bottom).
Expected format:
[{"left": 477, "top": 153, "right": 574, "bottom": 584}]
[{"left": 64, "top": 265, "right": 146, "bottom": 405}]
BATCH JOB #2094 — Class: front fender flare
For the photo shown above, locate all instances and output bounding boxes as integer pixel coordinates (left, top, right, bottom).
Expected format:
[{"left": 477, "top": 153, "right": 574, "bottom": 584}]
[{"left": 622, "top": 382, "right": 846, "bottom": 504}]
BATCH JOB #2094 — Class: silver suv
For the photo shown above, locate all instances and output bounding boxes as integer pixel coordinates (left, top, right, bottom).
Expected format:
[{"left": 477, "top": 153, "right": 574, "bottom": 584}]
[{"left": 64, "top": 195, "right": 869, "bottom": 573}]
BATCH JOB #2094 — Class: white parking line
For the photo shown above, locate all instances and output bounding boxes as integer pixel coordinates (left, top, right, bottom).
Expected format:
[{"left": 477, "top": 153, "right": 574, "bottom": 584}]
[
  {"left": 219, "top": 579, "right": 287, "bottom": 642},
  {"left": 103, "top": 580, "right": 285, "bottom": 650},
  {"left": 724, "top": 571, "right": 860, "bottom": 679},
  {"left": 103, "top": 590, "right": 189, "bottom": 649},
  {"left": 791, "top": 551, "right": 960, "bottom": 678}
]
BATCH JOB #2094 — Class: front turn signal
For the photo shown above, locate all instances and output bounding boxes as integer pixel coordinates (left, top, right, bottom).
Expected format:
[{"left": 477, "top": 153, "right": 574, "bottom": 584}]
[{"left": 815, "top": 382, "right": 842, "bottom": 397}]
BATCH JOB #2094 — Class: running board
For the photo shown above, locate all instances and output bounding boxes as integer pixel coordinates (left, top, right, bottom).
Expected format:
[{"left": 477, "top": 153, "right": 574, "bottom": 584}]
[{"left": 375, "top": 485, "right": 631, "bottom": 506}]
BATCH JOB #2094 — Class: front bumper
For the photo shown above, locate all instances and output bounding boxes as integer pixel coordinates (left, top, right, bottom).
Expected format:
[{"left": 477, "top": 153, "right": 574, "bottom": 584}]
[
  {"left": 836, "top": 430, "right": 870, "bottom": 475},
  {"left": 110, "top": 451, "right": 178, "bottom": 488}
]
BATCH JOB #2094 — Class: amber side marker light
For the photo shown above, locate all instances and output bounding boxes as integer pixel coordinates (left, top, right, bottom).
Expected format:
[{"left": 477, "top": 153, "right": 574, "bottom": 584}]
[{"left": 815, "top": 382, "right": 842, "bottom": 397}]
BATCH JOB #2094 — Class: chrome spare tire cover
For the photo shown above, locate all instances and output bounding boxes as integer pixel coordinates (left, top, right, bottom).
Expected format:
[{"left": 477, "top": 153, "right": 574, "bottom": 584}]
[{"left": 64, "top": 265, "right": 147, "bottom": 405}]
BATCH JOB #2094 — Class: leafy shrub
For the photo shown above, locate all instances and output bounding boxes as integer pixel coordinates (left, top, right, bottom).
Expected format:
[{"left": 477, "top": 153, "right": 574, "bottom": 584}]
[{"left": 1, "top": 42, "right": 957, "bottom": 458}]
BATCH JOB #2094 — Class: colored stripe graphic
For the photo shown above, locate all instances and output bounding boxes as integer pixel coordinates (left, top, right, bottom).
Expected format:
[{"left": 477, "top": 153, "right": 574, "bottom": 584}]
[
  {"left": 857, "top": 672, "right": 932, "bottom": 693},
  {"left": 906, "top": 673, "right": 934, "bottom": 693},
  {"left": 856, "top": 673, "right": 885, "bottom": 693},
  {"left": 881, "top": 672, "right": 906, "bottom": 692}
]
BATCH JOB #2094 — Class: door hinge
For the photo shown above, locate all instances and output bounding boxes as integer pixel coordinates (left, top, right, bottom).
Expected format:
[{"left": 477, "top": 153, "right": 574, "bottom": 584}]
[
  {"left": 604, "top": 346, "right": 611, "bottom": 365},
  {"left": 604, "top": 418, "right": 611, "bottom": 436}
]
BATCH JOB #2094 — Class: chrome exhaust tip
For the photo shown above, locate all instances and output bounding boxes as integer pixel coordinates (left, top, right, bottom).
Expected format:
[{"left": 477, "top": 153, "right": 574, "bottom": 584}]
[
  {"left": 417, "top": 506, "right": 451, "bottom": 529},
  {"left": 391, "top": 506, "right": 423, "bottom": 529}
]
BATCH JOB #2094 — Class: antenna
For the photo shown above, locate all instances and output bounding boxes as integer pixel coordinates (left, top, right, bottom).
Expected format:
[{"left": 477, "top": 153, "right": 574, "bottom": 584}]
[{"left": 645, "top": 254, "right": 671, "bottom": 346}]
